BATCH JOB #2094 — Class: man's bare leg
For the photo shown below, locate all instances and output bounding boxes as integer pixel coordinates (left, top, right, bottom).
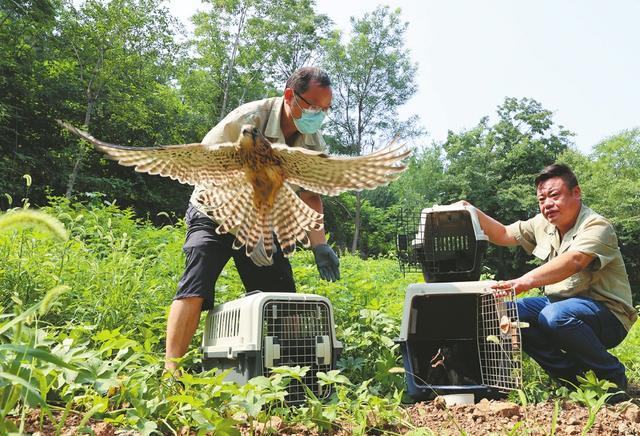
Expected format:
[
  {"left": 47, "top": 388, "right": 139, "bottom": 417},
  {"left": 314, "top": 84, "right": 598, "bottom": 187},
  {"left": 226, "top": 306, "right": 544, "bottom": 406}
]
[{"left": 165, "top": 297, "right": 204, "bottom": 373}]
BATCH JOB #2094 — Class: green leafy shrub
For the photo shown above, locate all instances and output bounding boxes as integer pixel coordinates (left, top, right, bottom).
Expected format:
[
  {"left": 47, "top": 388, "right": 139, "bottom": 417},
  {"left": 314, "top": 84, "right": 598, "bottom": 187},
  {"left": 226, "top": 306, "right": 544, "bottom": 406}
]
[{"left": 1, "top": 199, "right": 638, "bottom": 433}]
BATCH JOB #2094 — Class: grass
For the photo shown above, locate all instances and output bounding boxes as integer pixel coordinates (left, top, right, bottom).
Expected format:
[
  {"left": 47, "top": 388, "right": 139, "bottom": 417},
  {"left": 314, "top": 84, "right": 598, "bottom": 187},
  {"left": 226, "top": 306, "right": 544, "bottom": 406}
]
[{"left": 1, "top": 197, "right": 638, "bottom": 434}]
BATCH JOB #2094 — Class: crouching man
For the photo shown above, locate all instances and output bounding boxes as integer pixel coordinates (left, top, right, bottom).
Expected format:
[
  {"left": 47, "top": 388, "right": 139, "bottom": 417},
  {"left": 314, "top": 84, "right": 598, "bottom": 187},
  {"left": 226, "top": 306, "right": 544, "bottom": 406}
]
[{"left": 457, "top": 164, "right": 636, "bottom": 396}]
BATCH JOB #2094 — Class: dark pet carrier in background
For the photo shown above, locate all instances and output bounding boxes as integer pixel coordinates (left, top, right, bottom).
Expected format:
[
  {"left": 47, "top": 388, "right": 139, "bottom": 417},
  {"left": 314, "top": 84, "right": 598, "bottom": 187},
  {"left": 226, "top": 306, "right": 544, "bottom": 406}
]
[
  {"left": 202, "top": 292, "right": 342, "bottom": 404},
  {"left": 397, "top": 204, "right": 489, "bottom": 282},
  {"left": 395, "top": 282, "right": 522, "bottom": 400},
  {"left": 395, "top": 204, "right": 522, "bottom": 401}
]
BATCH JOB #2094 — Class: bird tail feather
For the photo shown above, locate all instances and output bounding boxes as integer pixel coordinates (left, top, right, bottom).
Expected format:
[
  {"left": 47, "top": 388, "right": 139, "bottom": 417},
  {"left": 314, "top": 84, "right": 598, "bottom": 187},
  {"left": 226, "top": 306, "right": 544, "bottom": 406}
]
[
  {"left": 194, "top": 181, "right": 323, "bottom": 261},
  {"left": 272, "top": 185, "right": 323, "bottom": 256}
]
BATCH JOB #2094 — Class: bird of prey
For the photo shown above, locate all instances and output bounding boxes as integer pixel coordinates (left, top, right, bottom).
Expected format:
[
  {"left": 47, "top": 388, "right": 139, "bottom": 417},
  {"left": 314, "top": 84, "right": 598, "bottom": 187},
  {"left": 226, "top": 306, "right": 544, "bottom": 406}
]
[
  {"left": 57, "top": 120, "right": 410, "bottom": 263},
  {"left": 425, "top": 345, "right": 479, "bottom": 386}
]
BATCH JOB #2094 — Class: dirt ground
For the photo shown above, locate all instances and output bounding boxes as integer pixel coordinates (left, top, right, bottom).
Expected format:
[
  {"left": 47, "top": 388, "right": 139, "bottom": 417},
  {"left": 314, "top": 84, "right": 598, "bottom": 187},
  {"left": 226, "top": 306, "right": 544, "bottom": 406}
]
[
  {"left": 7, "top": 409, "right": 117, "bottom": 436},
  {"left": 404, "top": 397, "right": 640, "bottom": 435},
  {"left": 9, "top": 385, "right": 640, "bottom": 435},
  {"left": 399, "top": 383, "right": 640, "bottom": 435}
]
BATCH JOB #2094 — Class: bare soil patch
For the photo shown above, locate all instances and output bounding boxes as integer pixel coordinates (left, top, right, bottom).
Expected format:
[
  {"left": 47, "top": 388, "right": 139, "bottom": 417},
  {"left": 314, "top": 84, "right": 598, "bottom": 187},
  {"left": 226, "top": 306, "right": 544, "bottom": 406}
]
[
  {"left": 9, "top": 384, "right": 640, "bottom": 435},
  {"left": 405, "top": 397, "right": 640, "bottom": 435},
  {"left": 7, "top": 409, "right": 118, "bottom": 436}
]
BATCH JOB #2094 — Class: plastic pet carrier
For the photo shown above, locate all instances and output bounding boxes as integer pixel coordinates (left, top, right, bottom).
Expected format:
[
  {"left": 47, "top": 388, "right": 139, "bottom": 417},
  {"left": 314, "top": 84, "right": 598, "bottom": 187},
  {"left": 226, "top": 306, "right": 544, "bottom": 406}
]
[
  {"left": 397, "top": 204, "right": 489, "bottom": 282},
  {"left": 396, "top": 281, "right": 522, "bottom": 400},
  {"left": 202, "top": 292, "right": 342, "bottom": 404}
]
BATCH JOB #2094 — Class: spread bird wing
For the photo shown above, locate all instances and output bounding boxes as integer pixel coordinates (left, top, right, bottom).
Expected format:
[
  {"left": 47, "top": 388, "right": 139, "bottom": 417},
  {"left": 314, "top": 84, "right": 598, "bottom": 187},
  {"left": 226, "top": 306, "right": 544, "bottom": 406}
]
[
  {"left": 272, "top": 141, "right": 411, "bottom": 195},
  {"left": 57, "top": 120, "right": 243, "bottom": 186}
]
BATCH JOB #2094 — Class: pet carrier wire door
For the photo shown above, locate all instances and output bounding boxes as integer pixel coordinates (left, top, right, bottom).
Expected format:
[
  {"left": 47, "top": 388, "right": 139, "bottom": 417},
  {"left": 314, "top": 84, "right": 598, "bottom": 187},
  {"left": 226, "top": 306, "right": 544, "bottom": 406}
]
[
  {"left": 396, "top": 281, "right": 522, "bottom": 400},
  {"left": 202, "top": 292, "right": 342, "bottom": 404},
  {"left": 479, "top": 290, "right": 523, "bottom": 391}
]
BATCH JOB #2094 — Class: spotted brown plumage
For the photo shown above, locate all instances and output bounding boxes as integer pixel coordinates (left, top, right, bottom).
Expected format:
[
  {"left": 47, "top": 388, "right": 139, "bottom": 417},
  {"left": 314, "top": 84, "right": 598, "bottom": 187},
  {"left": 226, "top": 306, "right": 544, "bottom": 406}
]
[{"left": 57, "top": 120, "right": 411, "bottom": 262}]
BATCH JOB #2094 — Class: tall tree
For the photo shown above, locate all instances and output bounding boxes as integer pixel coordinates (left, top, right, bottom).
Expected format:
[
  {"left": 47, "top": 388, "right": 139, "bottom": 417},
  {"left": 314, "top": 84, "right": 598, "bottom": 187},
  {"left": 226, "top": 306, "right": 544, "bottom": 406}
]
[
  {"left": 181, "top": 0, "right": 330, "bottom": 126},
  {"left": 0, "top": 0, "right": 58, "bottom": 204},
  {"left": 441, "top": 97, "right": 574, "bottom": 278},
  {"left": 322, "top": 6, "right": 418, "bottom": 254},
  {"left": 561, "top": 129, "right": 640, "bottom": 297},
  {"left": 389, "top": 144, "right": 445, "bottom": 212},
  {"left": 247, "top": 0, "right": 332, "bottom": 84},
  {"left": 184, "top": 0, "right": 266, "bottom": 124},
  {"left": 55, "top": 0, "right": 180, "bottom": 198}
]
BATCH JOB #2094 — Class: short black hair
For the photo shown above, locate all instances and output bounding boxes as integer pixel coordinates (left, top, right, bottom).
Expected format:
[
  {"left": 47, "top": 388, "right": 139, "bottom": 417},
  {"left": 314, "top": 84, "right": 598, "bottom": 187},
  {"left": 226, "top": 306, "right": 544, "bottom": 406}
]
[
  {"left": 534, "top": 163, "right": 579, "bottom": 189},
  {"left": 285, "top": 67, "right": 331, "bottom": 94}
]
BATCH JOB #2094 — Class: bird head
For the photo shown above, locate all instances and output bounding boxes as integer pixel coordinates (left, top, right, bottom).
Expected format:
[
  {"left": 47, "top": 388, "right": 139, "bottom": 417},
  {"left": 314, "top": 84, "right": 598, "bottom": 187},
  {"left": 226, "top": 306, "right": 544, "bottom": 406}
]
[
  {"left": 239, "top": 124, "right": 270, "bottom": 152},
  {"left": 430, "top": 348, "right": 445, "bottom": 368}
]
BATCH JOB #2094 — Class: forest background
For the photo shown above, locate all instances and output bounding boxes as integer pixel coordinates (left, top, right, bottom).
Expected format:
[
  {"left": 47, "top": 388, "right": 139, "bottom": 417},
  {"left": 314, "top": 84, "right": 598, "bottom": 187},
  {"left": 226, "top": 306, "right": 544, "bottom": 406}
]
[
  {"left": 2, "top": 1, "right": 640, "bottom": 433},
  {"left": 2, "top": 0, "right": 639, "bottom": 294}
]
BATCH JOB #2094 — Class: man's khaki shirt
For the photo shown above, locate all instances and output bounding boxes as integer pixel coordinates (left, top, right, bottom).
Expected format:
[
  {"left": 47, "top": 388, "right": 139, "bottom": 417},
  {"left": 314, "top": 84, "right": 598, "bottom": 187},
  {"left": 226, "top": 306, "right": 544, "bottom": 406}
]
[
  {"left": 506, "top": 204, "right": 637, "bottom": 331},
  {"left": 189, "top": 96, "right": 326, "bottom": 209}
]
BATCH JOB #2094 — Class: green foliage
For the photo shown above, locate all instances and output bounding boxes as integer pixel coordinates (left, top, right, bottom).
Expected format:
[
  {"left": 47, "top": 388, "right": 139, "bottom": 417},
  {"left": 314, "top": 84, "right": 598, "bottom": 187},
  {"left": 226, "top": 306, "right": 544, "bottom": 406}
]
[
  {"left": 339, "top": 309, "right": 404, "bottom": 394},
  {"left": 0, "top": 0, "right": 196, "bottom": 215},
  {"left": 389, "top": 145, "right": 445, "bottom": 213},
  {"left": 612, "top": 313, "right": 640, "bottom": 381},
  {"left": 2, "top": 0, "right": 640, "bottom": 432},
  {"left": 439, "top": 97, "right": 574, "bottom": 280},
  {"left": 0, "top": 209, "right": 68, "bottom": 241},
  {"left": 322, "top": 5, "right": 420, "bottom": 254},
  {"left": 323, "top": 5, "right": 418, "bottom": 153},
  {"left": 561, "top": 128, "right": 640, "bottom": 296},
  {"left": 0, "top": 206, "right": 69, "bottom": 433},
  {"left": 568, "top": 371, "right": 619, "bottom": 435},
  {"left": 323, "top": 191, "right": 403, "bottom": 257},
  {"left": 182, "top": 0, "right": 329, "bottom": 123},
  {"left": 0, "top": 199, "right": 415, "bottom": 432},
  {"left": 1, "top": 198, "right": 639, "bottom": 433}
]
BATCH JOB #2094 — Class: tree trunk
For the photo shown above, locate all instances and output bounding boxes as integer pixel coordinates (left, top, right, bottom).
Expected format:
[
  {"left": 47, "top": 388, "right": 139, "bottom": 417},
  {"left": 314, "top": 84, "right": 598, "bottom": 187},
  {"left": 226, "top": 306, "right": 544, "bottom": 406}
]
[
  {"left": 219, "top": 6, "right": 247, "bottom": 119},
  {"left": 65, "top": 98, "right": 94, "bottom": 198},
  {"left": 351, "top": 191, "right": 361, "bottom": 254},
  {"left": 65, "top": 155, "right": 84, "bottom": 199}
]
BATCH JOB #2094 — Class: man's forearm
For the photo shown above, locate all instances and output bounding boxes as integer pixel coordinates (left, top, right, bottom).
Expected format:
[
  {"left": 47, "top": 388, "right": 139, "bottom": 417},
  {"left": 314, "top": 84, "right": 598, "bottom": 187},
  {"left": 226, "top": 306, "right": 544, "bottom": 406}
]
[
  {"left": 495, "top": 250, "right": 595, "bottom": 295},
  {"left": 454, "top": 200, "right": 517, "bottom": 246},
  {"left": 519, "top": 250, "right": 594, "bottom": 289},
  {"left": 474, "top": 208, "right": 518, "bottom": 247},
  {"left": 299, "top": 191, "right": 327, "bottom": 246}
]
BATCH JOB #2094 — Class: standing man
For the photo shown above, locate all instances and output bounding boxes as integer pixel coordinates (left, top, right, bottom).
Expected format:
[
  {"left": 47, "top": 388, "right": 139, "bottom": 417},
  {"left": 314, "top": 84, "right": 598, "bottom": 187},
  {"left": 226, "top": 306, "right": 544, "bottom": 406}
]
[
  {"left": 457, "top": 164, "right": 636, "bottom": 393},
  {"left": 165, "top": 67, "right": 341, "bottom": 374}
]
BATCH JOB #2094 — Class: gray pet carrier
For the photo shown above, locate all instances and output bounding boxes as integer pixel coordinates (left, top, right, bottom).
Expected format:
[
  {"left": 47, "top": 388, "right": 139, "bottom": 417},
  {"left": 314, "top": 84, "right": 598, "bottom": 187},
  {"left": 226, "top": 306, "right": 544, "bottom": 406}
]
[
  {"left": 397, "top": 204, "right": 489, "bottom": 282},
  {"left": 396, "top": 281, "right": 523, "bottom": 400},
  {"left": 202, "top": 292, "right": 343, "bottom": 404}
]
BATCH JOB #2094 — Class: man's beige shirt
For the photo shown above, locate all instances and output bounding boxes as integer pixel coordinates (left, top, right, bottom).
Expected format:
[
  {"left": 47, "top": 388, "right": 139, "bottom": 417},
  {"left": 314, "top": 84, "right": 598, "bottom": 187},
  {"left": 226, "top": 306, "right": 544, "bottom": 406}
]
[
  {"left": 506, "top": 204, "right": 637, "bottom": 331},
  {"left": 189, "top": 96, "right": 326, "bottom": 209}
]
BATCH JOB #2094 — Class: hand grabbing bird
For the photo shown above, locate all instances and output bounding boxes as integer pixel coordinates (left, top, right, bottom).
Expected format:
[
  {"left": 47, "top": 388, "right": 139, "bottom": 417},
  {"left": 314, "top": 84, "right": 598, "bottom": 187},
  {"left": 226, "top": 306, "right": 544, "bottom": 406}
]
[{"left": 57, "top": 120, "right": 410, "bottom": 263}]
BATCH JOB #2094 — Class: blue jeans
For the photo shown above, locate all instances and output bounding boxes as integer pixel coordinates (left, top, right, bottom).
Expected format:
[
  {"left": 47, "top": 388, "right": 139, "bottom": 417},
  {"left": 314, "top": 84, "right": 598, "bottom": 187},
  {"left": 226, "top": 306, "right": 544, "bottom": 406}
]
[{"left": 516, "top": 296, "right": 628, "bottom": 388}]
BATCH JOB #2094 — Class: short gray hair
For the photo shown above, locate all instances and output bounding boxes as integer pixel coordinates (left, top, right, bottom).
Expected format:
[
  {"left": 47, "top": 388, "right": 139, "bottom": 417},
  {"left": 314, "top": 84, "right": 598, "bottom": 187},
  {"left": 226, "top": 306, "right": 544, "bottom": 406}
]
[{"left": 285, "top": 67, "right": 331, "bottom": 94}]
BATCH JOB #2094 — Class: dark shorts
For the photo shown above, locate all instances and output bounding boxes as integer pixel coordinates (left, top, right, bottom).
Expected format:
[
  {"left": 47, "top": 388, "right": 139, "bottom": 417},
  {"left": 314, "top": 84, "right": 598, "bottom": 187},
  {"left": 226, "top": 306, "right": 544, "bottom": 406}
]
[{"left": 175, "top": 204, "right": 296, "bottom": 310}]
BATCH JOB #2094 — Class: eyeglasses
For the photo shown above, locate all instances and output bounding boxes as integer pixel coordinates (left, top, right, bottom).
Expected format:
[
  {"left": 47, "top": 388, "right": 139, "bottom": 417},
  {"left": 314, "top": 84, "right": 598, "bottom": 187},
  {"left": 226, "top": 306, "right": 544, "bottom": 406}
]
[{"left": 294, "top": 91, "right": 331, "bottom": 114}]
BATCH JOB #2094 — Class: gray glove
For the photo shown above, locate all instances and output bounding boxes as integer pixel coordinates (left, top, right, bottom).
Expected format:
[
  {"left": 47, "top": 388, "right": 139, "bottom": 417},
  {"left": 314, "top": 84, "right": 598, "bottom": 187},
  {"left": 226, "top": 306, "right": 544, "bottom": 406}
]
[
  {"left": 249, "top": 239, "right": 275, "bottom": 267},
  {"left": 312, "top": 244, "right": 340, "bottom": 281}
]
